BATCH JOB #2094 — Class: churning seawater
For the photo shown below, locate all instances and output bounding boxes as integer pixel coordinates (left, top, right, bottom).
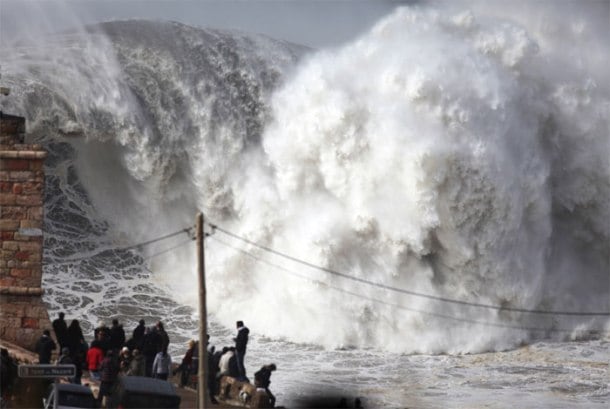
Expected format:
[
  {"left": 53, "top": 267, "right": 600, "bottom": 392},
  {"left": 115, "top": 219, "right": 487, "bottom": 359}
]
[{"left": 1, "top": 2, "right": 608, "bottom": 407}]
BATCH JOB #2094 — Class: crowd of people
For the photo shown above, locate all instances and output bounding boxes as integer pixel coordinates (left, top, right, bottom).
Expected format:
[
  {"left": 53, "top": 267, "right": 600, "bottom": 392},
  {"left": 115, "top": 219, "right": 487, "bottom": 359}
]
[
  {"left": 35, "top": 312, "right": 175, "bottom": 404},
  {"left": 34, "top": 314, "right": 276, "bottom": 405},
  {"left": 198, "top": 320, "right": 275, "bottom": 406}
]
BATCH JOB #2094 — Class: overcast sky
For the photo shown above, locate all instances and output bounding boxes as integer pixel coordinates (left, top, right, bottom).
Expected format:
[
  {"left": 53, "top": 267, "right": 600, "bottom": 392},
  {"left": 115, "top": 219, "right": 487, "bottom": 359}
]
[{"left": 0, "top": 0, "right": 414, "bottom": 48}]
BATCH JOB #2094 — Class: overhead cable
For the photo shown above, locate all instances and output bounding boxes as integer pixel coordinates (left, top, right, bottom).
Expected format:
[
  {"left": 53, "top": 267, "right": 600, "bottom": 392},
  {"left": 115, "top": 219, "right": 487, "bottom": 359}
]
[
  {"left": 209, "top": 235, "right": 607, "bottom": 334},
  {"left": 52, "top": 226, "right": 194, "bottom": 264},
  {"left": 122, "top": 227, "right": 194, "bottom": 251},
  {"left": 143, "top": 237, "right": 196, "bottom": 260},
  {"left": 207, "top": 221, "right": 610, "bottom": 317}
]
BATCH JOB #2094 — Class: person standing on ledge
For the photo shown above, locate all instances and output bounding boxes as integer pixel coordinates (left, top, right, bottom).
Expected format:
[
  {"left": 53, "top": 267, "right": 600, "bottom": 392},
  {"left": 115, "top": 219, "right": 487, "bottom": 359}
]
[
  {"left": 52, "top": 312, "right": 69, "bottom": 351},
  {"left": 152, "top": 347, "right": 172, "bottom": 381},
  {"left": 35, "top": 329, "right": 56, "bottom": 364},
  {"left": 109, "top": 319, "right": 126, "bottom": 352},
  {"left": 98, "top": 350, "right": 119, "bottom": 407},
  {"left": 233, "top": 320, "right": 249, "bottom": 380},
  {"left": 132, "top": 319, "right": 146, "bottom": 350}
]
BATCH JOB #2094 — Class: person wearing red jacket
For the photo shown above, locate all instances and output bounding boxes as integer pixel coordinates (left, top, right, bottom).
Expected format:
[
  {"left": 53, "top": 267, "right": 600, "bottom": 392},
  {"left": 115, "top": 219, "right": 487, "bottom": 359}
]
[{"left": 86, "top": 340, "right": 104, "bottom": 381}]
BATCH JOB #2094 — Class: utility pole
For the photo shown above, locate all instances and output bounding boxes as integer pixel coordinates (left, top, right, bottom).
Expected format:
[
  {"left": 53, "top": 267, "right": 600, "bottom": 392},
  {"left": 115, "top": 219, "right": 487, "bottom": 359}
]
[{"left": 196, "top": 212, "right": 208, "bottom": 409}]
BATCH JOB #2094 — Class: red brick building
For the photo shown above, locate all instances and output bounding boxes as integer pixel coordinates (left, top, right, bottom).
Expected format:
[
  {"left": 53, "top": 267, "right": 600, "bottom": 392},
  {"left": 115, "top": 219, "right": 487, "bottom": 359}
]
[{"left": 0, "top": 111, "right": 52, "bottom": 350}]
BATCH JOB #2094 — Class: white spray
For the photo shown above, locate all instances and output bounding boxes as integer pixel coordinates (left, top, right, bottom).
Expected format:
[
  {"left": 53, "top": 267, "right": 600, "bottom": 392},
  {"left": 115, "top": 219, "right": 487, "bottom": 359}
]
[
  {"left": 2, "top": 3, "right": 608, "bottom": 354},
  {"left": 202, "top": 5, "right": 609, "bottom": 353}
]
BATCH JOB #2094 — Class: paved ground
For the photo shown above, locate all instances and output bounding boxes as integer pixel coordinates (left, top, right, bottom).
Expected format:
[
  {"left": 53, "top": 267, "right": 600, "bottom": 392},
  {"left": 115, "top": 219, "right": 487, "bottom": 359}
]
[
  {"left": 174, "top": 384, "right": 242, "bottom": 408},
  {"left": 176, "top": 386, "right": 199, "bottom": 408},
  {"left": 177, "top": 387, "right": 247, "bottom": 409}
]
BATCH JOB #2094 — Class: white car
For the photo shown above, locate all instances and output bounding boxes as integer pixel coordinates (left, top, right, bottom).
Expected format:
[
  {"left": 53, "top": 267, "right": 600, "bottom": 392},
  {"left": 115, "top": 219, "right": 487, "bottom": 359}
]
[{"left": 42, "top": 383, "right": 97, "bottom": 409}]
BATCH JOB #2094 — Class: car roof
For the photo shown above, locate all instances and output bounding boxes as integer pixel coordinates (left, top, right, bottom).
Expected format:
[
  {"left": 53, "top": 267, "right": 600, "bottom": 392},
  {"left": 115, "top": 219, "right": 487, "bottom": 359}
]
[
  {"left": 119, "top": 376, "right": 178, "bottom": 396},
  {"left": 54, "top": 383, "right": 94, "bottom": 395}
]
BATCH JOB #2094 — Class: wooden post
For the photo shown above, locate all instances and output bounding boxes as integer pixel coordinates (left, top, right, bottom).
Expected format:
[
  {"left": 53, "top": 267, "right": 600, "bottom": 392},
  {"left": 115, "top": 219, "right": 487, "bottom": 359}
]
[{"left": 196, "top": 212, "right": 208, "bottom": 408}]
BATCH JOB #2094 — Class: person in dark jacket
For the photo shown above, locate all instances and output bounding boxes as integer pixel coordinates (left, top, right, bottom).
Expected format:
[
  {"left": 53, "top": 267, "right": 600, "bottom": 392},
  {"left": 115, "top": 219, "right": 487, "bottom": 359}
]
[
  {"left": 93, "top": 322, "right": 107, "bottom": 341},
  {"left": 92, "top": 322, "right": 109, "bottom": 352},
  {"left": 56, "top": 347, "right": 73, "bottom": 365},
  {"left": 65, "top": 320, "right": 87, "bottom": 385},
  {"left": 254, "top": 363, "right": 277, "bottom": 406},
  {"left": 206, "top": 336, "right": 218, "bottom": 403},
  {"left": 66, "top": 320, "right": 85, "bottom": 357},
  {"left": 132, "top": 319, "right": 146, "bottom": 350},
  {"left": 209, "top": 346, "right": 224, "bottom": 402},
  {"left": 35, "top": 329, "right": 56, "bottom": 364},
  {"left": 1, "top": 348, "right": 18, "bottom": 400},
  {"left": 72, "top": 338, "right": 88, "bottom": 385},
  {"left": 233, "top": 321, "right": 249, "bottom": 379},
  {"left": 142, "top": 326, "right": 161, "bottom": 377},
  {"left": 98, "top": 350, "right": 119, "bottom": 405},
  {"left": 211, "top": 348, "right": 223, "bottom": 374},
  {"left": 52, "top": 312, "right": 69, "bottom": 350},
  {"left": 56, "top": 347, "right": 76, "bottom": 384},
  {"left": 174, "top": 340, "right": 196, "bottom": 387},
  {"left": 109, "top": 319, "right": 126, "bottom": 352},
  {"left": 156, "top": 321, "right": 170, "bottom": 351}
]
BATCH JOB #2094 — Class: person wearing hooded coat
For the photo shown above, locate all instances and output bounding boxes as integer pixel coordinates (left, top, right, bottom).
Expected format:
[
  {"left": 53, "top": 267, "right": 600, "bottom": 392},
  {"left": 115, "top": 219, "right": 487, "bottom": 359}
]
[
  {"left": 132, "top": 319, "right": 146, "bottom": 350},
  {"left": 66, "top": 320, "right": 86, "bottom": 384},
  {"left": 52, "top": 312, "right": 69, "bottom": 350},
  {"left": 233, "top": 321, "right": 249, "bottom": 379},
  {"left": 255, "top": 363, "right": 277, "bottom": 406},
  {"left": 109, "top": 319, "right": 126, "bottom": 352},
  {"left": 67, "top": 320, "right": 85, "bottom": 350},
  {"left": 156, "top": 321, "right": 170, "bottom": 351},
  {"left": 35, "top": 330, "right": 56, "bottom": 364}
]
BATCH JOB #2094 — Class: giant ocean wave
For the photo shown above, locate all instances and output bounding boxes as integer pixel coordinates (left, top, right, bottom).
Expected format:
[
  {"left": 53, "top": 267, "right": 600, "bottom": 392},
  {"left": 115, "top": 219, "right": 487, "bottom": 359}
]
[{"left": 1, "top": 5, "right": 609, "bottom": 354}]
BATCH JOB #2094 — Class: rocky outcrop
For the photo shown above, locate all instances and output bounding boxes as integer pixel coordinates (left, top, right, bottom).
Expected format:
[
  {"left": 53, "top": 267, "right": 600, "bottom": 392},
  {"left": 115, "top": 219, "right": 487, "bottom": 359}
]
[{"left": 217, "top": 376, "right": 274, "bottom": 408}]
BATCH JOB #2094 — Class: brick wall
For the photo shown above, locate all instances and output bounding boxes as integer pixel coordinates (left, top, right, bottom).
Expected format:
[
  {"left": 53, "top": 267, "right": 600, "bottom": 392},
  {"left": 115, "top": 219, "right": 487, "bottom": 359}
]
[{"left": 0, "top": 112, "right": 52, "bottom": 351}]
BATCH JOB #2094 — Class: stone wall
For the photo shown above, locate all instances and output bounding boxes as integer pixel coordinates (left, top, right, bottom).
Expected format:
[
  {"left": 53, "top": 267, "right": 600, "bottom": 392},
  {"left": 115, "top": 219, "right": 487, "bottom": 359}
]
[{"left": 0, "top": 112, "right": 51, "bottom": 351}]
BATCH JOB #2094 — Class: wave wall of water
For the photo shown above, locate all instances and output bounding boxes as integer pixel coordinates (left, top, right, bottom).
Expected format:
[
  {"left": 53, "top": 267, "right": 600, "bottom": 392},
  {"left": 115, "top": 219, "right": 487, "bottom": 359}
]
[{"left": 1, "top": 3, "right": 608, "bottom": 354}]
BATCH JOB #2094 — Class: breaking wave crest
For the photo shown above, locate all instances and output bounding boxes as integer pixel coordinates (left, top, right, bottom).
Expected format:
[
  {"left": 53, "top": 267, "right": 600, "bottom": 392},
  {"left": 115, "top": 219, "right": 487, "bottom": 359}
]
[{"left": 1, "top": 5, "right": 608, "bottom": 354}]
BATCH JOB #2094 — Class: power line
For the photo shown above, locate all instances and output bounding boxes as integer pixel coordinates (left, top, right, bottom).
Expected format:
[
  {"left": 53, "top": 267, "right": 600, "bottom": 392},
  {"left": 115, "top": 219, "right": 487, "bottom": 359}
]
[
  {"left": 123, "top": 227, "right": 194, "bottom": 251},
  {"left": 209, "top": 235, "right": 607, "bottom": 334},
  {"left": 207, "top": 221, "right": 610, "bottom": 317},
  {"left": 143, "top": 237, "right": 196, "bottom": 261},
  {"left": 51, "top": 226, "right": 194, "bottom": 265}
]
